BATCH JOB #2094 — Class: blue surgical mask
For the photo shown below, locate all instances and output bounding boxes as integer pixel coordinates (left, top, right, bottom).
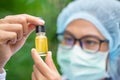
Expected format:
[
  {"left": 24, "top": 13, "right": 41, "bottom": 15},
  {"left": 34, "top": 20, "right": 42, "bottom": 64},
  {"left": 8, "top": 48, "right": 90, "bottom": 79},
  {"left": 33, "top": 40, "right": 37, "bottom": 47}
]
[{"left": 57, "top": 44, "right": 109, "bottom": 80}]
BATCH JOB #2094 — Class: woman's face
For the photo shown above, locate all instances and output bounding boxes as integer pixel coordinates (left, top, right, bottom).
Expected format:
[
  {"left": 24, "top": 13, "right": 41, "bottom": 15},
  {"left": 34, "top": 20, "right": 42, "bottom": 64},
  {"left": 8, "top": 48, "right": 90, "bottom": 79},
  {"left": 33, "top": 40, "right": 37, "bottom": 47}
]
[
  {"left": 63, "top": 19, "right": 109, "bottom": 52},
  {"left": 58, "top": 19, "right": 109, "bottom": 80}
]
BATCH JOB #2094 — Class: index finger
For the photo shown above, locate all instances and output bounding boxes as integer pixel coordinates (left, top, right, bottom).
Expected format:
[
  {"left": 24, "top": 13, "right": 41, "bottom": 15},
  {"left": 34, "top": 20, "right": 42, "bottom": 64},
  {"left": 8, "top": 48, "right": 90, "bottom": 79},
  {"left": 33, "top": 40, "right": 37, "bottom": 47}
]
[
  {"left": 21, "top": 14, "right": 45, "bottom": 25},
  {"left": 3, "top": 14, "right": 45, "bottom": 25}
]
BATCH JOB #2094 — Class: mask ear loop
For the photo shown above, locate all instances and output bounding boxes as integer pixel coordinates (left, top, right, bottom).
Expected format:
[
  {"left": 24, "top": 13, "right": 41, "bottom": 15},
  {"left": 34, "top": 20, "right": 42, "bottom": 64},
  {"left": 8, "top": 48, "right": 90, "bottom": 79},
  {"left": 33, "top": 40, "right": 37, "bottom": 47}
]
[
  {"left": 105, "top": 53, "right": 111, "bottom": 79},
  {"left": 106, "top": 54, "right": 109, "bottom": 72}
]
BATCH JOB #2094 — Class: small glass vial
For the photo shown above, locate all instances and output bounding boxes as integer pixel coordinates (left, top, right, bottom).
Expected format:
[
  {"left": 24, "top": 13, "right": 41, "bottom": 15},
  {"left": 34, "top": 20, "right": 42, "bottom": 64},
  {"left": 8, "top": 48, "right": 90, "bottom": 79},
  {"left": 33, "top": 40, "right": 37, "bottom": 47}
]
[{"left": 35, "top": 25, "right": 48, "bottom": 56}]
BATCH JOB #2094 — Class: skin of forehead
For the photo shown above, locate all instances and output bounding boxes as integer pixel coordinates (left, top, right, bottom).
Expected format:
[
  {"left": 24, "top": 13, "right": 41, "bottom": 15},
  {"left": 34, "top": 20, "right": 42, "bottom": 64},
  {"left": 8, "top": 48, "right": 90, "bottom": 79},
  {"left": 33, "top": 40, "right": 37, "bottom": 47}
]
[{"left": 65, "top": 19, "right": 105, "bottom": 40}]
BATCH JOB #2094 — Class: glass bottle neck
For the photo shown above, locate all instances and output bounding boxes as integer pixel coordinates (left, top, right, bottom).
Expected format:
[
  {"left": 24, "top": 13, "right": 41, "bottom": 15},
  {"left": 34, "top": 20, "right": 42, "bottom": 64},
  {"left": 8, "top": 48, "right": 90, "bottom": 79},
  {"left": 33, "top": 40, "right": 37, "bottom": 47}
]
[{"left": 36, "top": 32, "right": 46, "bottom": 36}]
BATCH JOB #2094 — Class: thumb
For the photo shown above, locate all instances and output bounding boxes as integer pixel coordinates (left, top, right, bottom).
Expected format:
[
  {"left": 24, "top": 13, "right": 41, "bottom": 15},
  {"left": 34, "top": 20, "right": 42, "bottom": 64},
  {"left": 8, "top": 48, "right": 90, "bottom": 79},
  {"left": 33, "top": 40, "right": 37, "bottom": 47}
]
[
  {"left": 45, "top": 51, "right": 57, "bottom": 71},
  {"left": 24, "top": 24, "right": 35, "bottom": 38}
]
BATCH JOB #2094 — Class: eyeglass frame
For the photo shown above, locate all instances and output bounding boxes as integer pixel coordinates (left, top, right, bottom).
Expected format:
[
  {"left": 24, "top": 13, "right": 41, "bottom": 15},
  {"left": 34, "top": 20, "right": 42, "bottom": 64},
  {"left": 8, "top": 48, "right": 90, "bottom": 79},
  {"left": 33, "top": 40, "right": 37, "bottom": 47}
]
[{"left": 57, "top": 31, "right": 109, "bottom": 53}]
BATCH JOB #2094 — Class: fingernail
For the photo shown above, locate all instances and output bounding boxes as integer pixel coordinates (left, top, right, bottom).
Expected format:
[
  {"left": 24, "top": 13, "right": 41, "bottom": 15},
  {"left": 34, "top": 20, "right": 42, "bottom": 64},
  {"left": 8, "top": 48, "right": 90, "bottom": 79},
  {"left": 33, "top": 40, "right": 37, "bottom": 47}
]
[
  {"left": 38, "top": 19, "right": 45, "bottom": 24},
  {"left": 31, "top": 48, "right": 36, "bottom": 53},
  {"left": 48, "top": 51, "right": 52, "bottom": 56}
]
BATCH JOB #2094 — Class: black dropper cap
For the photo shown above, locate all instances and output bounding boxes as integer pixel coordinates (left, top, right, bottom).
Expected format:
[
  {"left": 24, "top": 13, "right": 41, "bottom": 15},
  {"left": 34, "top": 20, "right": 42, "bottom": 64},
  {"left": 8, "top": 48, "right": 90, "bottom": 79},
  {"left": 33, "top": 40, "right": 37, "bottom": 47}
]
[{"left": 36, "top": 25, "right": 45, "bottom": 33}]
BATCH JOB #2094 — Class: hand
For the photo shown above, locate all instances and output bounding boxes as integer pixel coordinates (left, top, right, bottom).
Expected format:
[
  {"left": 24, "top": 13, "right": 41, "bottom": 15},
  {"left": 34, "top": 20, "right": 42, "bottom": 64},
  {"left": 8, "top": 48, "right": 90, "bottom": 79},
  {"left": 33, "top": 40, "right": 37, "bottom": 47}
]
[
  {"left": 0, "top": 14, "right": 45, "bottom": 72},
  {"left": 31, "top": 48, "right": 61, "bottom": 80}
]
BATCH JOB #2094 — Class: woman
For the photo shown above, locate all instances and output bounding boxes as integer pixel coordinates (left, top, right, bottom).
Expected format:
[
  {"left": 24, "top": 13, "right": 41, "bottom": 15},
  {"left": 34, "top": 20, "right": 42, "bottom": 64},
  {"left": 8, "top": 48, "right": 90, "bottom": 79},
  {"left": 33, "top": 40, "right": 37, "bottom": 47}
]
[{"left": 31, "top": 0, "right": 120, "bottom": 80}]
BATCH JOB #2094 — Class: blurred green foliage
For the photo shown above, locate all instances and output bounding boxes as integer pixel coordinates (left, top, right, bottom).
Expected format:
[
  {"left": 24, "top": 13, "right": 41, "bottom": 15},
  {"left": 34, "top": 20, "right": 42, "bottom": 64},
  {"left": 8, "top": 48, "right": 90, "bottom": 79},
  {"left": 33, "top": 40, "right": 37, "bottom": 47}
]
[{"left": 0, "top": 0, "right": 72, "bottom": 80}]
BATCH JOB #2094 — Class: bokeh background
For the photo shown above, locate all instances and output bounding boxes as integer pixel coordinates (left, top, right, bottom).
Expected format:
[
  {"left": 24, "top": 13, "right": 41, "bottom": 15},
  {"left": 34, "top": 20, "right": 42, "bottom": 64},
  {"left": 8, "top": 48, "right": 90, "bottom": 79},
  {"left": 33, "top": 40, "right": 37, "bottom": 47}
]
[{"left": 0, "top": 0, "right": 72, "bottom": 80}]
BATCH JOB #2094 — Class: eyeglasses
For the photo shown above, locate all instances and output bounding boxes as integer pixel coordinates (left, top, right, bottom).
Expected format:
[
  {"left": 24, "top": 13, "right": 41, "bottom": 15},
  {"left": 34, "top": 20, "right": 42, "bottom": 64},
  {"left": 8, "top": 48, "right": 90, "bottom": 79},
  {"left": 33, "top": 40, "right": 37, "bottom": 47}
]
[{"left": 58, "top": 31, "right": 109, "bottom": 53}]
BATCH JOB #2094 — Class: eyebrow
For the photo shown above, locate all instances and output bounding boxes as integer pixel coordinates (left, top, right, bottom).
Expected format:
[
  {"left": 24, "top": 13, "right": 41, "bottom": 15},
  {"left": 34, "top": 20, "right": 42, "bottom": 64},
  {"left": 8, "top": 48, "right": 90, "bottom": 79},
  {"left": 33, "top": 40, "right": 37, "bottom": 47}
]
[{"left": 64, "top": 31, "right": 75, "bottom": 38}]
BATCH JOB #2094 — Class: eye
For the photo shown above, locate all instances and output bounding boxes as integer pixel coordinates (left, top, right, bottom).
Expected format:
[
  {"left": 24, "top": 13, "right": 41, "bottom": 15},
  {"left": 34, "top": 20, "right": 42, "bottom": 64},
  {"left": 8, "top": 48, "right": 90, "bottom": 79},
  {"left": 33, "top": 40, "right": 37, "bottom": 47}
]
[
  {"left": 63, "top": 37, "right": 74, "bottom": 45},
  {"left": 82, "top": 39, "right": 99, "bottom": 47},
  {"left": 84, "top": 40, "right": 98, "bottom": 45},
  {"left": 81, "top": 39, "right": 100, "bottom": 51}
]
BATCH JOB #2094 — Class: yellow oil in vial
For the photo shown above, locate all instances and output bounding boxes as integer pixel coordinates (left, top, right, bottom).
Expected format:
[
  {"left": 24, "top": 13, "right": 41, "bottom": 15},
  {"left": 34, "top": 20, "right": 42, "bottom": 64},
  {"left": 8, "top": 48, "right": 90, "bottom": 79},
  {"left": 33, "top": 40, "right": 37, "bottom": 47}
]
[{"left": 35, "top": 35, "right": 48, "bottom": 56}]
